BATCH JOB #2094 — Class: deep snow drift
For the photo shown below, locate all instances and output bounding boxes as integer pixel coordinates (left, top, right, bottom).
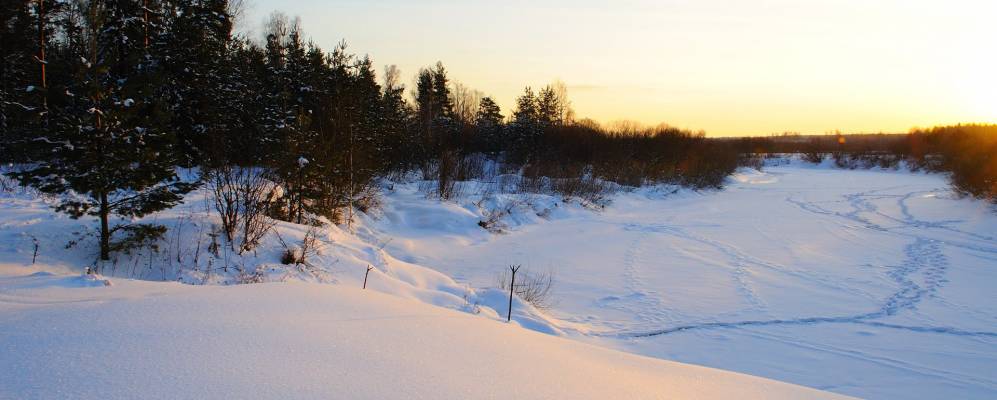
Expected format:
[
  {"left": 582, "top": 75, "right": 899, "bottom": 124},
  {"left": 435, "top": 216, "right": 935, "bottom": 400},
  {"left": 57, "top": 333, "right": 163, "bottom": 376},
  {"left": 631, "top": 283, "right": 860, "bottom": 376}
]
[
  {"left": 2, "top": 161, "right": 996, "bottom": 399},
  {"left": 0, "top": 266, "right": 846, "bottom": 400}
]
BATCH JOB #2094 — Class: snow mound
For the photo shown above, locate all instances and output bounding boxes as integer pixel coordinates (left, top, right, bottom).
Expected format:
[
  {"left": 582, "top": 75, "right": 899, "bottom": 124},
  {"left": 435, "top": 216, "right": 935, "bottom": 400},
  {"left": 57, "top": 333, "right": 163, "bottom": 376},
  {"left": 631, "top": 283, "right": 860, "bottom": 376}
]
[{"left": 0, "top": 274, "right": 850, "bottom": 400}]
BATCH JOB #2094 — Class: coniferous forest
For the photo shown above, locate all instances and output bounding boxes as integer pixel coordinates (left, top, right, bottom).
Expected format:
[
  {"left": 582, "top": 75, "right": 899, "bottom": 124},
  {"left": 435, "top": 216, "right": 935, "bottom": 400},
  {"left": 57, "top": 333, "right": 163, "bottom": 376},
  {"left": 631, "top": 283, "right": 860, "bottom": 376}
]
[{"left": 1, "top": 1, "right": 994, "bottom": 262}]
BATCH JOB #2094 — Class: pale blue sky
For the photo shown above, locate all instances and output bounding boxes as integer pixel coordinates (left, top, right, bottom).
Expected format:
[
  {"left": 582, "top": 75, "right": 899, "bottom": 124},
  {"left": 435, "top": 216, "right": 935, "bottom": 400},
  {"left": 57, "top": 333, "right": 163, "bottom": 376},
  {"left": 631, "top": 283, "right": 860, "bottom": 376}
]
[{"left": 241, "top": 0, "right": 997, "bottom": 136}]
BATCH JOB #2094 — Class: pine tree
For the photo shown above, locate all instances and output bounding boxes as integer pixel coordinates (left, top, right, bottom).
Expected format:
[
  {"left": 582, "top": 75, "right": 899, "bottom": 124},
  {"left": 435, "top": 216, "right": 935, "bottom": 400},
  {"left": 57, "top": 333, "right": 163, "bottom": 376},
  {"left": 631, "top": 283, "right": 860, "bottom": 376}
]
[
  {"left": 272, "top": 28, "right": 328, "bottom": 223},
  {"left": 412, "top": 61, "right": 458, "bottom": 159},
  {"left": 352, "top": 55, "right": 386, "bottom": 176},
  {"left": 537, "top": 85, "right": 562, "bottom": 128},
  {"left": 511, "top": 87, "right": 540, "bottom": 159},
  {"left": 1, "top": 0, "right": 58, "bottom": 162},
  {"left": 414, "top": 67, "right": 437, "bottom": 160},
  {"left": 9, "top": 0, "right": 195, "bottom": 261},
  {"left": 430, "top": 62, "right": 456, "bottom": 147},
  {"left": 159, "top": 0, "right": 234, "bottom": 166},
  {"left": 380, "top": 65, "right": 413, "bottom": 169},
  {"left": 474, "top": 96, "right": 504, "bottom": 154}
]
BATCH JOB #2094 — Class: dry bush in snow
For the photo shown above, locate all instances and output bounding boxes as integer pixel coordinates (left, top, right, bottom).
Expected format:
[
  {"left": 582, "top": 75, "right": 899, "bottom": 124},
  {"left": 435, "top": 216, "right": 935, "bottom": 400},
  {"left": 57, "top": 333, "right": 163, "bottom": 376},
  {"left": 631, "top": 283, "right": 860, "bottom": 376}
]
[
  {"left": 206, "top": 166, "right": 279, "bottom": 254},
  {"left": 497, "top": 267, "right": 556, "bottom": 310}
]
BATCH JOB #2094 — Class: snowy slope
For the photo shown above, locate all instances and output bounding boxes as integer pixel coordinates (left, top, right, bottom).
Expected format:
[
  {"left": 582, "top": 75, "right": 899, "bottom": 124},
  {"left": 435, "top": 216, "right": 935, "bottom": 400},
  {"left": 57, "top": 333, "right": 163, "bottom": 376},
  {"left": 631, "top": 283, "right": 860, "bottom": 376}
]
[{"left": 0, "top": 267, "right": 848, "bottom": 400}]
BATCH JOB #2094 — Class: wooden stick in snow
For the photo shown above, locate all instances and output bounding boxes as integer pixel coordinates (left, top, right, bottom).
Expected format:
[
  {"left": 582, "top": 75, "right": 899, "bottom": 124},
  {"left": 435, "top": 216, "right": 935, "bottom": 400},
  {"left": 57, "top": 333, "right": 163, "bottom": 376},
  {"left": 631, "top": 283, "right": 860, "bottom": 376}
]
[
  {"left": 507, "top": 265, "right": 521, "bottom": 322},
  {"left": 363, "top": 265, "right": 374, "bottom": 289}
]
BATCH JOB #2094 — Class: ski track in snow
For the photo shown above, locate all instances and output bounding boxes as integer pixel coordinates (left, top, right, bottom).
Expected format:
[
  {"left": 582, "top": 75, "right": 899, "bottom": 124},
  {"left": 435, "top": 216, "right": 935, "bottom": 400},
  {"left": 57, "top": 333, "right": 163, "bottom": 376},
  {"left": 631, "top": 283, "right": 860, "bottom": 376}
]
[{"left": 600, "top": 184, "right": 997, "bottom": 342}]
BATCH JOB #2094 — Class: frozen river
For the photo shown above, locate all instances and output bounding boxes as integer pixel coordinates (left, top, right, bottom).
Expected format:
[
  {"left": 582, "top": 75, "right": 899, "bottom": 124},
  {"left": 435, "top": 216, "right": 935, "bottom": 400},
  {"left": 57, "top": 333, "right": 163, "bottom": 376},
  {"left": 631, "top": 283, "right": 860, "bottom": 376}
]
[{"left": 378, "top": 164, "right": 997, "bottom": 399}]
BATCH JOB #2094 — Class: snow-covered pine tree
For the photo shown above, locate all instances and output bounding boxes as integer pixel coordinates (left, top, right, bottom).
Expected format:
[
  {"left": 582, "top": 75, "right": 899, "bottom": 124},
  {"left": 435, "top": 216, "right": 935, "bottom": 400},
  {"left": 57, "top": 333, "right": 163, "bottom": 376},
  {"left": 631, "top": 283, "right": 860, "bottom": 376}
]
[
  {"left": 9, "top": 0, "right": 195, "bottom": 262},
  {"left": 0, "top": 0, "right": 60, "bottom": 163},
  {"left": 217, "top": 38, "right": 269, "bottom": 165},
  {"left": 158, "top": 0, "right": 234, "bottom": 166},
  {"left": 270, "top": 25, "right": 321, "bottom": 223}
]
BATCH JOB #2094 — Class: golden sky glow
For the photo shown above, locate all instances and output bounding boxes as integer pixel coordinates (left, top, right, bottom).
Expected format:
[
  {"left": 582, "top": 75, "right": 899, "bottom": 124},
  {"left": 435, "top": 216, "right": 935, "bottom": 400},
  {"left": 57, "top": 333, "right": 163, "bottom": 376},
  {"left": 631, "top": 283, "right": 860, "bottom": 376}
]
[{"left": 246, "top": 0, "right": 997, "bottom": 136}]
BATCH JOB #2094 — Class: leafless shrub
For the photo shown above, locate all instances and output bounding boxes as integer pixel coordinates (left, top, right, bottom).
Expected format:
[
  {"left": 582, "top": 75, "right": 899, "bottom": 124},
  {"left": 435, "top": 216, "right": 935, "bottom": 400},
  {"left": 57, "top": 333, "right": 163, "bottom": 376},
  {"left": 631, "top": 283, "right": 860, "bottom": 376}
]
[
  {"left": 275, "top": 226, "right": 323, "bottom": 265},
  {"left": 802, "top": 151, "right": 825, "bottom": 164},
  {"left": 279, "top": 248, "right": 299, "bottom": 265},
  {"left": 437, "top": 150, "right": 460, "bottom": 200},
  {"left": 236, "top": 267, "right": 267, "bottom": 284},
  {"left": 496, "top": 174, "right": 520, "bottom": 193},
  {"left": 477, "top": 199, "right": 518, "bottom": 233},
  {"left": 516, "top": 175, "right": 545, "bottom": 194},
  {"left": 354, "top": 184, "right": 382, "bottom": 214},
  {"left": 455, "top": 153, "right": 488, "bottom": 181},
  {"left": 206, "top": 166, "right": 279, "bottom": 254},
  {"left": 420, "top": 151, "right": 468, "bottom": 201},
  {"left": 551, "top": 176, "right": 609, "bottom": 205},
  {"left": 299, "top": 227, "right": 322, "bottom": 262},
  {"left": 801, "top": 137, "right": 826, "bottom": 164},
  {"left": 327, "top": 207, "right": 346, "bottom": 225},
  {"left": 0, "top": 174, "right": 16, "bottom": 193},
  {"left": 832, "top": 152, "right": 858, "bottom": 169},
  {"left": 497, "top": 267, "right": 556, "bottom": 310},
  {"left": 739, "top": 154, "right": 766, "bottom": 170}
]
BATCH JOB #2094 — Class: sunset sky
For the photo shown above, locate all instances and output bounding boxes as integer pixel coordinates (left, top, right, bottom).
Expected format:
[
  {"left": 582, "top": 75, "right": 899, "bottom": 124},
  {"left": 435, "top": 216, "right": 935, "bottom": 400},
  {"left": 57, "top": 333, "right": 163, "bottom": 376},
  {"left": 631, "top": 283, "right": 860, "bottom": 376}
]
[{"left": 244, "top": 0, "right": 997, "bottom": 136}]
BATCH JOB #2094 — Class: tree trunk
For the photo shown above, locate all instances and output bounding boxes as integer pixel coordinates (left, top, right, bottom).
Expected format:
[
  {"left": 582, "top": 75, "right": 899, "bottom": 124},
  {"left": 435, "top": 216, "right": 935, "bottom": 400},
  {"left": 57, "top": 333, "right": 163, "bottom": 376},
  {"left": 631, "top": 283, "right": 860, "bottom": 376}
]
[
  {"left": 296, "top": 168, "right": 303, "bottom": 224},
  {"left": 348, "top": 125, "right": 354, "bottom": 229},
  {"left": 143, "top": 0, "right": 149, "bottom": 49},
  {"left": 37, "top": 0, "right": 47, "bottom": 110},
  {"left": 99, "top": 191, "right": 110, "bottom": 261}
]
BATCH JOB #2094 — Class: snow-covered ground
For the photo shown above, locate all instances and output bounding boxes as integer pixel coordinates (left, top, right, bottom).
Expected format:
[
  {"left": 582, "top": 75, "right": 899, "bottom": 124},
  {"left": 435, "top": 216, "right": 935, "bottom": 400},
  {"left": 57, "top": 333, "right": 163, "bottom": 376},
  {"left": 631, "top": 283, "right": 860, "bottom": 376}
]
[
  {"left": 0, "top": 266, "right": 848, "bottom": 400},
  {"left": 2, "top": 161, "right": 995, "bottom": 399},
  {"left": 369, "top": 163, "right": 997, "bottom": 399}
]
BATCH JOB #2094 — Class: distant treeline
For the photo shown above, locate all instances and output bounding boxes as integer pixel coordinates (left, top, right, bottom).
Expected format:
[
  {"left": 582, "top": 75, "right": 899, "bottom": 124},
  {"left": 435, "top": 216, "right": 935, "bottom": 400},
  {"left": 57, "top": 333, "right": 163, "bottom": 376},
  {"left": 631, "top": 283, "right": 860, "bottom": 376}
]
[
  {"left": 908, "top": 125, "right": 997, "bottom": 201},
  {"left": 725, "top": 125, "right": 997, "bottom": 202},
  {"left": 1, "top": 1, "right": 737, "bottom": 259}
]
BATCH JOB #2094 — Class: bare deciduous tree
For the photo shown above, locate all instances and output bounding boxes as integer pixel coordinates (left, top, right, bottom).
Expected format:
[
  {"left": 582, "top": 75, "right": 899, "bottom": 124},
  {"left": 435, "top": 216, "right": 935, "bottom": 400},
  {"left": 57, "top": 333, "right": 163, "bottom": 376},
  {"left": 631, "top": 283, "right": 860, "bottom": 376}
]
[
  {"left": 384, "top": 65, "right": 402, "bottom": 92},
  {"left": 551, "top": 80, "right": 575, "bottom": 125},
  {"left": 450, "top": 80, "right": 483, "bottom": 127}
]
